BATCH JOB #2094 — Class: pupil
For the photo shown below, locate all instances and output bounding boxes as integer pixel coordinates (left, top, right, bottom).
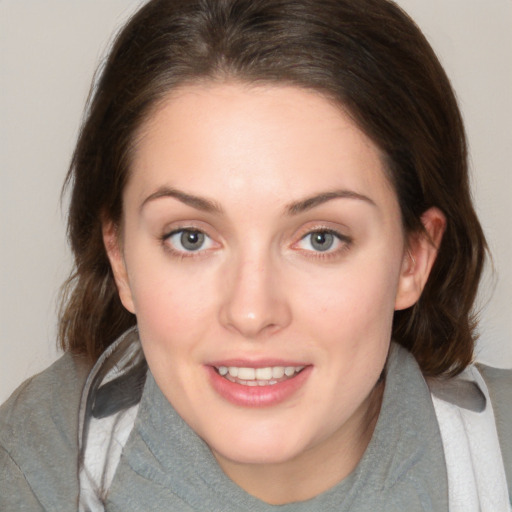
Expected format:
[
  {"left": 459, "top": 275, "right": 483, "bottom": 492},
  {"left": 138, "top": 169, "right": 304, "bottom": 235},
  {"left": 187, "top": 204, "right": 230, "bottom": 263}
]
[
  {"left": 311, "top": 232, "right": 333, "bottom": 251},
  {"left": 181, "top": 230, "right": 204, "bottom": 250}
]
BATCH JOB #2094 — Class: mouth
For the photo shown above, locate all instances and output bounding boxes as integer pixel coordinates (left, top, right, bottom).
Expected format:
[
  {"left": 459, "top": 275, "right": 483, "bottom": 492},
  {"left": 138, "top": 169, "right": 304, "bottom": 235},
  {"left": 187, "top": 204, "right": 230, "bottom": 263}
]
[
  {"left": 207, "top": 362, "right": 311, "bottom": 407},
  {"left": 214, "top": 365, "right": 306, "bottom": 386}
]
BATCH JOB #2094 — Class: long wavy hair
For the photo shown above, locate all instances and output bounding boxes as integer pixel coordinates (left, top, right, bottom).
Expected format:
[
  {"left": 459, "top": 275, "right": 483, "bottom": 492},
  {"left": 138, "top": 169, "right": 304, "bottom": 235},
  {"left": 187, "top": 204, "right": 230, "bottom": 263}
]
[{"left": 60, "top": 0, "right": 486, "bottom": 376}]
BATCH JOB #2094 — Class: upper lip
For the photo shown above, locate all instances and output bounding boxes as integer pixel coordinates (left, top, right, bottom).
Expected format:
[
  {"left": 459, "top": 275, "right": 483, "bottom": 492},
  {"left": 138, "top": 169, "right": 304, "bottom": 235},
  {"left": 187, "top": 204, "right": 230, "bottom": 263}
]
[{"left": 207, "top": 358, "right": 310, "bottom": 368}]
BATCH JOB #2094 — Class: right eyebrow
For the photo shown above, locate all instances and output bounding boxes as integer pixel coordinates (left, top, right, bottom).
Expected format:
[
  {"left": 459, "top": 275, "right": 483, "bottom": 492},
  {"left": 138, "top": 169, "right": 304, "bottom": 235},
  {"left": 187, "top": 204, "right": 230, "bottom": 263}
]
[{"left": 140, "top": 186, "right": 224, "bottom": 214}]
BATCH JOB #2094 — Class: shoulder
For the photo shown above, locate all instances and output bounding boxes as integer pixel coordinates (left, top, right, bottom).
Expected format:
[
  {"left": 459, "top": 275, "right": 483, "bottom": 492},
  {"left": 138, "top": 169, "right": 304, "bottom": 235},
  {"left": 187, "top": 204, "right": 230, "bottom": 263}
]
[
  {"left": 478, "top": 363, "right": 512, "bottom": 405},
  {"left": 0, "top": 352, "right": 91, "bottom": 442},
  {"left": 0, "top": 352, "right": 92, "bottom": 511},
  {"left": 478, "top": 364, "right": 512, "bottom": 440},
  {"left": 477, "top": 364, "right": 512, "bottom": 492}
]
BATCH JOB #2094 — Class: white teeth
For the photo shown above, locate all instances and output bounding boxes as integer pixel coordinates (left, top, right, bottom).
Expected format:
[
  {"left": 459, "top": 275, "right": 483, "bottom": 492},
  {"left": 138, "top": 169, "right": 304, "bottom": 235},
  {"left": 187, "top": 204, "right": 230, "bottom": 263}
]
[
  {"left": 284, "top": 366, "right": 296, "bottom": 377},
  {"left": 237, "top": 367, "right": 255, "bottom": 380},
  {"left": 255, "top": 367, "right": 273, "bottom": 380},
  {"left": 217, "top": 365, "right": 304, "bottom": 383},
  {"left": 272, "top": 367, "right": 285, "bottom": 379}
]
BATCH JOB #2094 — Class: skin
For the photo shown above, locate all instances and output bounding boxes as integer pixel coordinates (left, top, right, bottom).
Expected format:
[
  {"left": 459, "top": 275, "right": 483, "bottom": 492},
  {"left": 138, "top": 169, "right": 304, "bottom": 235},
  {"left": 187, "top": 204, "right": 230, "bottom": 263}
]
[{"left": 104, "top": 83, "right": 445, "bottom": 504}]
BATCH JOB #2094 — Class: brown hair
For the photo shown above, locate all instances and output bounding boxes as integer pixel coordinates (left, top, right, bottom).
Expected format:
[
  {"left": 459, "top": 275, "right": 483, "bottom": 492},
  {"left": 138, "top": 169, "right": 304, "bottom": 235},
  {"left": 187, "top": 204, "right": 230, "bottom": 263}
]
[{"left": 60, "top": 0, "right": 486, "bottom": 376}]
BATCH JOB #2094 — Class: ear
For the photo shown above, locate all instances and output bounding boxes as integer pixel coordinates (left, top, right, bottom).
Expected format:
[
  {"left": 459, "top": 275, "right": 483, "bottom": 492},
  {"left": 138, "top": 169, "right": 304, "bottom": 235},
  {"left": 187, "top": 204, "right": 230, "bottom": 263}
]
[
  {"left": 102, "top": 220, "right": 136, "bottom": 314},
  {"left": 395, "top": 207, "right": 446, "bottom": 311}
]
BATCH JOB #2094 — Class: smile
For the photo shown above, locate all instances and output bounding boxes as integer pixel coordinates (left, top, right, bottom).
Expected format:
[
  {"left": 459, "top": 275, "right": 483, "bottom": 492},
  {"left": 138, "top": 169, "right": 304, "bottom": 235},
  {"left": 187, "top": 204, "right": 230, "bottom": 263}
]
[
  {"left": 208, "top": 364, "right": 312, "bottom": 407},
  {"left": 216, "top": 365, "right": 305, "bottom": 386}
]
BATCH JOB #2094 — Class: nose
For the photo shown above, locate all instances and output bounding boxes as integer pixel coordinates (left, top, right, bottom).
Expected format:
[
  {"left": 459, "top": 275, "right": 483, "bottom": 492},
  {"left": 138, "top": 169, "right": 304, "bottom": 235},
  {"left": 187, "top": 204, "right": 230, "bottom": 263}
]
[{"left": 219, "top": 251, "right": 292, "bottom": 339}]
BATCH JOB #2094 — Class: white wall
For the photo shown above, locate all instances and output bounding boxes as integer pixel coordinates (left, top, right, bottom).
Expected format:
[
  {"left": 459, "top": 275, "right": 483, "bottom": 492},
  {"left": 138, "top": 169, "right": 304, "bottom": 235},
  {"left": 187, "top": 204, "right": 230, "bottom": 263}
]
[{"left": 1, "top": 0, "right": 511, "bottom": 403}]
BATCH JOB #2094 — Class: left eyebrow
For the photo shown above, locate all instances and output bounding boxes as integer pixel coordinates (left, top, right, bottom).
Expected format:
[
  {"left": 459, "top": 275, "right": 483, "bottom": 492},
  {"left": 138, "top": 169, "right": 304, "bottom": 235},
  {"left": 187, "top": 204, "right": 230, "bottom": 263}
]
[{"left": 285, "top": 189, "right": 376, "bottom": 215}]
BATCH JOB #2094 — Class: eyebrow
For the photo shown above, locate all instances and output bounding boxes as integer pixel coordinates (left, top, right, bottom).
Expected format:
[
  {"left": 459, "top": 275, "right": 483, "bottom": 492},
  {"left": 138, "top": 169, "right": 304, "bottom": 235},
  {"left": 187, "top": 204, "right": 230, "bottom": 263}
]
[
  {"left": 140, "top": 186, "right": 223, "bottom": 214},
  {"left": 285, "top": 190, "right": 376, "bottom": 215},
  {"left": 140, "top": 186, "right": 375, "bottom": 216}
]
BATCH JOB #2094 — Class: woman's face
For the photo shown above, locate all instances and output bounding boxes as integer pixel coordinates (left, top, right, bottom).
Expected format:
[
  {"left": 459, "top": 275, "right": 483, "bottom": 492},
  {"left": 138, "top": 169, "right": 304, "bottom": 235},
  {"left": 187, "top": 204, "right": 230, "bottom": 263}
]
[{"left": 106, "top": 83, "right": 420, "bottom": 478}]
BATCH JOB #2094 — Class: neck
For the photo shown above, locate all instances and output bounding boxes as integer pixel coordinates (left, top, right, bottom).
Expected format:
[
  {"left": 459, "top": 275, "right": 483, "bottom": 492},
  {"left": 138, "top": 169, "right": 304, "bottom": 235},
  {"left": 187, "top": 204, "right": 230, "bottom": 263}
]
[{"left": 213, "top": 379, "right": 384, "bottom": 505}]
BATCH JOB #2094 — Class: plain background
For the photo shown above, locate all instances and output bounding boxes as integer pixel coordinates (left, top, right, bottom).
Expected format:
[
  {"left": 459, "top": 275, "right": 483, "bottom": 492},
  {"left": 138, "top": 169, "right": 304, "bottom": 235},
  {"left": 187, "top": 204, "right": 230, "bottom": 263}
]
[{"left": 1, "top": 0, "right": 511, "bottom": 403}]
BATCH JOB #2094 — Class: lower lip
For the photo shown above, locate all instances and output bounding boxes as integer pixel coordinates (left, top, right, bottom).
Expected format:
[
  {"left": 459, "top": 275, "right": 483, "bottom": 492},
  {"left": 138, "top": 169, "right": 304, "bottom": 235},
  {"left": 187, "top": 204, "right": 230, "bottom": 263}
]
[{"left": 206, "top": 366, "right": 312, "bottom": 407}]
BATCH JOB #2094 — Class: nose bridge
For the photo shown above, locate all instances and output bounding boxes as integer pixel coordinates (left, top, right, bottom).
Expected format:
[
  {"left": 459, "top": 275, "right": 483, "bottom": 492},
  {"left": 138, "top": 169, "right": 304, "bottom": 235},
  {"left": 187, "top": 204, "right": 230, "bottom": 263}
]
[{"left": 219, "top": 243, "right": 290, "bottom": 338}]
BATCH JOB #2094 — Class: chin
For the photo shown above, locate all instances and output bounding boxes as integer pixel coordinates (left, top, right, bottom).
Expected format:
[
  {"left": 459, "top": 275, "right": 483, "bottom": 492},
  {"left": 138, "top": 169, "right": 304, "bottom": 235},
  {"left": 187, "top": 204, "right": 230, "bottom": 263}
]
[{"left": 206, "top": 423, "right": 313, "bottom": 466}]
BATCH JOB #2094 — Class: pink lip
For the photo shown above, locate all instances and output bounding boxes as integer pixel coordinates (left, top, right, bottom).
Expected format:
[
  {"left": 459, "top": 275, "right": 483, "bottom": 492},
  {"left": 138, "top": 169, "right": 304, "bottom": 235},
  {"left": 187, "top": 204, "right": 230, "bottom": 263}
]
[
  {"left": 208, "top": 358, "right": 309, "bottom": 368},
  {"left": 206, "top": 364, "right": 312, "bottom": 408}
]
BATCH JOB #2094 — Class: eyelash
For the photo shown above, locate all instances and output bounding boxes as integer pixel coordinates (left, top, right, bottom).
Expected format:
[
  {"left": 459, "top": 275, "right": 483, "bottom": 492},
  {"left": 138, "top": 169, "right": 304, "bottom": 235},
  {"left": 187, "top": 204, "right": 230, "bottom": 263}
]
[
  {"left": 293, "top": 228, "right": 352, "bottom": 260},
  {"left": 160, "top": 226, "right": 352, "bottom": 260},
  {"left": 161, "top": 227, "right": 216, "bottom": 259}
]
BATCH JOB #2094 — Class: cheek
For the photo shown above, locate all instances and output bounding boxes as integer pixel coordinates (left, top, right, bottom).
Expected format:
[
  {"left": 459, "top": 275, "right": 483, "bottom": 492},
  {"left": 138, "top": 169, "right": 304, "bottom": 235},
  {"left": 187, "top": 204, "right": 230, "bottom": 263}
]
[
  {"left": 295, "top": 254, "right": 402, "bottom": 344},
  {"left": 130, "top": 270, "right": 216, "bottom": 398},
  {"left": 295, "top": 260, "right": 399, "bottom": 413},
  {"left": 134, "top": 274, "right": 214, "bottom": 334},
  {"left": 125, "top": 251, "right": 220, "bottom": 354}
]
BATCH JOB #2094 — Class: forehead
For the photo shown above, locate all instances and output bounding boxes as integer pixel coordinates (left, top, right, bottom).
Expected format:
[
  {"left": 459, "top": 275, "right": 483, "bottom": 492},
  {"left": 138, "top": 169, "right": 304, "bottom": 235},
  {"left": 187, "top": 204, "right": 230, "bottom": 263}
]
[{"left": 128, "top": 82, "right": 397, "bottom": 213}]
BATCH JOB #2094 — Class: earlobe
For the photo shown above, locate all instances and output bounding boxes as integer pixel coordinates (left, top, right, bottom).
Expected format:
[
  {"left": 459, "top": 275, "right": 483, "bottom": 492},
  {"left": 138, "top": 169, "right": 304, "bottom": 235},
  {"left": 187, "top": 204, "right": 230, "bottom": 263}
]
[
  {"left": 102, "top": 221, "right": 136, "bottom": 314},
  {"left": 395, "top": 207, "right": 446, "bottom": 311}
]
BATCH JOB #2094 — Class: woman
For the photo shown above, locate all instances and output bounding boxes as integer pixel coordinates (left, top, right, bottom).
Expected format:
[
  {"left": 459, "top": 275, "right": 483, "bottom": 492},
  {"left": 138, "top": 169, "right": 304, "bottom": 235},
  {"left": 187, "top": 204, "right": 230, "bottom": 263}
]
[{"left": 1, "top": 0, "right": 510, "bottom": 510}]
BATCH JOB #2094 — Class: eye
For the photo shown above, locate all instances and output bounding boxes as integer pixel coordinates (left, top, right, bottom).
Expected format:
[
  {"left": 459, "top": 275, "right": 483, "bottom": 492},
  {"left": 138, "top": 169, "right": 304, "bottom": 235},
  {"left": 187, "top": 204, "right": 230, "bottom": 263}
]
[
  {"left": 296, "top": 229, "right": 347, "bottom": 253},
  {"left": 165, "top": 229, "right": 214, "bottom": 253}
]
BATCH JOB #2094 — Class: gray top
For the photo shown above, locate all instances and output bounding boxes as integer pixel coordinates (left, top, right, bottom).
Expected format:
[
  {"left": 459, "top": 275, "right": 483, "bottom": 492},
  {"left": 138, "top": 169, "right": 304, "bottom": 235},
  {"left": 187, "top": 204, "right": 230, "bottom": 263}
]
[
  {"left": 0, "top": 353, "right": 91, "bottom": 510},
  {"left": 1, "top": 344, "right": 510, "bottom": 511}
]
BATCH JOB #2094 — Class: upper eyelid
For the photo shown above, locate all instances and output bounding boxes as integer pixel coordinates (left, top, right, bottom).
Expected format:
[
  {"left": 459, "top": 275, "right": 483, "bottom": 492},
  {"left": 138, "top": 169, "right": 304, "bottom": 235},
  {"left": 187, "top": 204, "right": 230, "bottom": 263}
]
[
  {"left": 291, "top": 227, "right": 352, "bottom": 251},
  {"left": 162, "top": 223, "right": 212, "bottom": 239},
  {"left": 294, "top": 223, "right": 351, "bottom": 240},
  {"left": 301, "top": 228, "right": 349, "bottom": 239},
  {"left": 298, "top": 229, "right": 350, "bottom": 247},
  {"left": 164, "top": 226, "right": 203, "bottom": 237},
  {"left": 163, "top": 227, "right": 214, "bottom": 246},
  {"left": 159, "top": 221, "right": 351, "bottom": 242}
]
